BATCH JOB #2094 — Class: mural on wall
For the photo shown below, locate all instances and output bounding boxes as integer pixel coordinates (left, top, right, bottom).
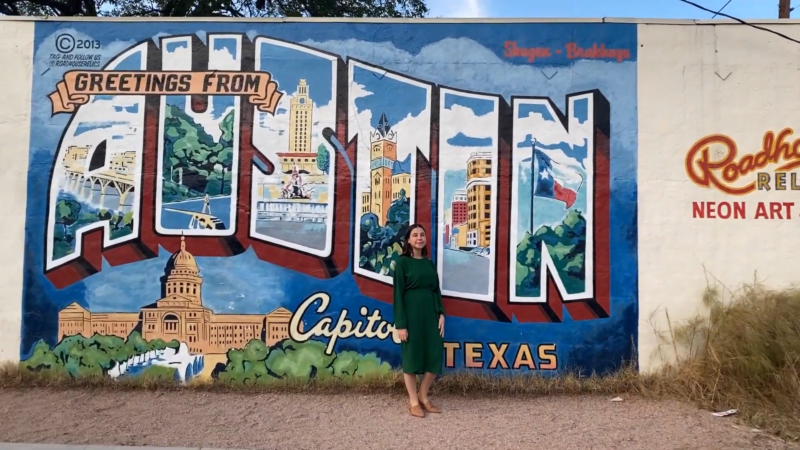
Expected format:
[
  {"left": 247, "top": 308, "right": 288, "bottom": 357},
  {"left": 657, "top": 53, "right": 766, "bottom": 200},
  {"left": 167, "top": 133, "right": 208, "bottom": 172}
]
[{"left": 22, "top": 22, "right": 639, "bottom": 382}]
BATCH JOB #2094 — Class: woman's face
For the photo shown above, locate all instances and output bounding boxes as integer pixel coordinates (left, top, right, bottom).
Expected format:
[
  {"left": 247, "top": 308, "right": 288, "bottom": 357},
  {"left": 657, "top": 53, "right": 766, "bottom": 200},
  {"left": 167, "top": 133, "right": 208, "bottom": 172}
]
[{"left": 409, "top": 227, "right": 427, "bottom": 250}]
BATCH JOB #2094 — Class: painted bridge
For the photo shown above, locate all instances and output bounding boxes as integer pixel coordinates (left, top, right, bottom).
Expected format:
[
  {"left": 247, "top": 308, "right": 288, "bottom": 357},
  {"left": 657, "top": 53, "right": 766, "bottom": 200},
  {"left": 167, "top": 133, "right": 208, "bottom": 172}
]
[{"left": 62, "top": 167, "right": 135, "bottom": 209}]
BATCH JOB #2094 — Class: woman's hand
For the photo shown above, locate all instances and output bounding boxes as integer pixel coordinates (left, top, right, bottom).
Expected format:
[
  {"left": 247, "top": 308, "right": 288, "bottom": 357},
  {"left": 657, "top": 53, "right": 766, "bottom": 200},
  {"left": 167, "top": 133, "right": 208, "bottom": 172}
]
[
  {"left": 397, "top": 329, "right": 408, "bottom": 342},
  {"left": 438, "top": 314, "right": 445, "bottom": 337}
]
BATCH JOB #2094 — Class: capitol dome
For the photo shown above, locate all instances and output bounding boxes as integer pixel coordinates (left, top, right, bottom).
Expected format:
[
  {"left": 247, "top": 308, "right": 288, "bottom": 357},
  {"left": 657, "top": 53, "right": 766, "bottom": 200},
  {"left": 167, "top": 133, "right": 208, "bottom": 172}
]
[{"left": 171, "top": 236, "right": 198, "bottom": 272}]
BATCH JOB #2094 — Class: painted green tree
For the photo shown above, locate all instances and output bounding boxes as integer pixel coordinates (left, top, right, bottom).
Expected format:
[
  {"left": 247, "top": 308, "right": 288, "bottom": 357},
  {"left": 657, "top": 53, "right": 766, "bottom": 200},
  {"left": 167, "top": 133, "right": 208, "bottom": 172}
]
[
  {"left": 95, "top": 210, "right": 136, "bottom": 240},
  {"left": 55, "top": 199, "right": 81, "bottom": 240},
  {"left": 216, "top": 339, "right": 392, "bottom": 385},
  {"left": 358, "top": 189, "right": 410, "bottom": 277},
  {"left": 21, "top": 331, "right": 180, "bottom": 378},
  {"left": 515, "top": 209, "right": 587, "bottom": 297},
  {"left": 265, "top": 339, "right": 338, "bottom": 380},
  {"left": 52, "top": 195, "right": 136, "bottom": 259},
  {"left": 331, "top": 350, "right": 390, "bottom": 377},
  {"left": 216, "top": 339, "right": 271, "bottom": 384},
  {"left": 316, "top": 143, "right": 330, "bottom": 175},
  {"left": 23, "top": 340, "right": 60, "bottom": 372},
  {"left": 162, "top": 104, "right": 235, "bottom": 202}
]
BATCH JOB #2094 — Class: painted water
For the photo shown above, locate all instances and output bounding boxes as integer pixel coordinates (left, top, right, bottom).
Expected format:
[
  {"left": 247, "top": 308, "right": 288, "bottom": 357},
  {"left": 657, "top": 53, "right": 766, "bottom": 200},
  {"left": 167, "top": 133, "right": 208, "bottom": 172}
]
[{"left": 108, "top": 343, "right": 205, "bottom": 383}]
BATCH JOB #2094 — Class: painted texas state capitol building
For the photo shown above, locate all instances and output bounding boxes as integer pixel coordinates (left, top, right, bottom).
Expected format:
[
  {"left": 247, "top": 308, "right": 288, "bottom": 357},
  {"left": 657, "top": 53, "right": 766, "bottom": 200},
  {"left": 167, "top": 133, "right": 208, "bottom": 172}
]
[{"left": 58, "top": 236, "right": 302, "bottom": 354}]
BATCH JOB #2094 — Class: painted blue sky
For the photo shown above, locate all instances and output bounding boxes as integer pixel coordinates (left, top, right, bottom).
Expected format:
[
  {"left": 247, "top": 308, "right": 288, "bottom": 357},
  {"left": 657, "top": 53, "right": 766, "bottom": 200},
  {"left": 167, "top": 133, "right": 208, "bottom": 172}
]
[
  {"left": 211, "top": 39, "right": 241, "bottom": 119},
  {"left": 83, "top": 53, "right": 141, "bottom": 108},
  {"left": 259, "top": 42, "right": 333, "bottom": 106},
  {"left": 517, "top": 99, "right": 588, "bottom": 123},
  {"left": 83, "top": 247, "right": 287, "bottom": 314},
  {"left": 164, "top": 95, "right": 235, "bottom": 119},
  {"left": 448, "top": 132, "right": 491, "bottom": 147},
  {"left": 161, "top": 38, "right": 236, "bottom": 120},
  {"left": 518, "top": 135, "right": 588, "bottom": 166},
  {"left": 165, "top": 41, "right": 186, "bottom": 53},
  {"left": 519, "top": 104, "right": 554, "bottom": 121},
  {"left": 442, "top": 93, "right": 495, "bottom": 147},
  {"left": 444, "top": 94, "right": 495, "bottom": 116},
  {"left": 113, "top": 51, "right": 141, "bottom": 70},
  {"left": 213, "top": 38, "right": 237, "bottom": 59},
  {"left": 69, "top": 50, "right": 143, "bottom": 137},
  {"left": 427, "top": 0, "right": 790, "bottom": 19},
  {"left": 440, "top": 93, "right": 496, "bottom": 214},
  {"left": 74, "top": 121, "right": 127, "bottom": 136},
  {"left": 353, "top": 66, "right": 427, "bottom": 129},
  {"left": 515, "top": 98, "right": 590, "bottom": 165}
]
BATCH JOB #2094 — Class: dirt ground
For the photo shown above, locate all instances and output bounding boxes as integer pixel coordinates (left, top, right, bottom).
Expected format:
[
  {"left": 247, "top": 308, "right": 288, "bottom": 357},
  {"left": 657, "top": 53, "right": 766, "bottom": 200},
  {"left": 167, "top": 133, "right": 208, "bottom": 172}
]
[{"left": 0, "top": 388, "right": 797, "bottom": 450}]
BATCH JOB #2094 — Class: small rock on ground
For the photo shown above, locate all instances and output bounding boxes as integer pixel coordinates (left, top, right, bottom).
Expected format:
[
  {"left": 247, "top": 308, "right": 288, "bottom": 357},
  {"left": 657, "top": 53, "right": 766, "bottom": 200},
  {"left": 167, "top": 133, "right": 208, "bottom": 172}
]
[{"left": 0, "top": 388, "right": 796, "bottom": 450}]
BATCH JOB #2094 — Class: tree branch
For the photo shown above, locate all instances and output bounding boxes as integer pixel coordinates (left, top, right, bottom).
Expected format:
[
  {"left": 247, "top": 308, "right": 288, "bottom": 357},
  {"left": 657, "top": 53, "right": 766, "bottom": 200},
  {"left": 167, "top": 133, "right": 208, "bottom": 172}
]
[
  {"left": 8, "top": 0, "right": 429, "bottom": 18},
  {"left": 0, "top": 1, "right": 20, "bottom": 14}
]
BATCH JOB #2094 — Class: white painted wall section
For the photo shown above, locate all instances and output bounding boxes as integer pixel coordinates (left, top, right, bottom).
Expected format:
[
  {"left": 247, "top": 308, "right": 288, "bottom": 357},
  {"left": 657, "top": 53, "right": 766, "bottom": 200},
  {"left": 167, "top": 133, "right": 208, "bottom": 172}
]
[
  {"left": 0, "top": 20, "right": 34, "bottom": 362},
  {"left": 637, "top": 22, "right": 800, "bottom": 372}
]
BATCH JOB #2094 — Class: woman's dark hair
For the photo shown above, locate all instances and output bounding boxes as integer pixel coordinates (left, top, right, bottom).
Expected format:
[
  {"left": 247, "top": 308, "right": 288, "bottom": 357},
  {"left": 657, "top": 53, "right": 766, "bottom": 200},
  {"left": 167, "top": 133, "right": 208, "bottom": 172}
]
[{"left": 402, "top": 223, "right": 428, "bottom": 257}]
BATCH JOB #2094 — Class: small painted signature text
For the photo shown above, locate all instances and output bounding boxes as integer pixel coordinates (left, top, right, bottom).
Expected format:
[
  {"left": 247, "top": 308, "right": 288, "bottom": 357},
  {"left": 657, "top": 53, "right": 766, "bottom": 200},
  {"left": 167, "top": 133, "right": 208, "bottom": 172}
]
[{"left": 504, "top": 41, "right": 631, "bottom": 63}]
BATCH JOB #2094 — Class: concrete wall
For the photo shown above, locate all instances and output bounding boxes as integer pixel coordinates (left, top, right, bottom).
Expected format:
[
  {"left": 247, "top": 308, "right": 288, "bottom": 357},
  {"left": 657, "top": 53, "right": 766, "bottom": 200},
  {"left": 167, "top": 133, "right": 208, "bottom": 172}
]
[
  {"left": 0, "top": 17, "right": 796, "bottom": 380},
  {"left": 638, "top": 22, "right": 800, "bottom": 371},
  {"left": 0, "top": 20, "right": 33, "bottom": 363}
]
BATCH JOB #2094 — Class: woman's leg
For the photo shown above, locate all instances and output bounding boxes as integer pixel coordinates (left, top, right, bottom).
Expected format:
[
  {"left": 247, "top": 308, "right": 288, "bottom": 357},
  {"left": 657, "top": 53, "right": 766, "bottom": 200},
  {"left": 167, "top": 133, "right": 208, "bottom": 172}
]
[
  {"left": 418, "top": 372, "right": 436, "bottom": 403},
  {"left": 403, "top": 373, "right": 419, "bottom": 405}
]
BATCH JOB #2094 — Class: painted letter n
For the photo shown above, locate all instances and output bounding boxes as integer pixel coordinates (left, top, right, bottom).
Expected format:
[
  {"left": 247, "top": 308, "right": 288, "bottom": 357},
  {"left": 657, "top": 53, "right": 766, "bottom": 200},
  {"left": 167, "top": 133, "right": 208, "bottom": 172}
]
[{"left": 497, "top": 90, "right": 611, "bottom": 323}]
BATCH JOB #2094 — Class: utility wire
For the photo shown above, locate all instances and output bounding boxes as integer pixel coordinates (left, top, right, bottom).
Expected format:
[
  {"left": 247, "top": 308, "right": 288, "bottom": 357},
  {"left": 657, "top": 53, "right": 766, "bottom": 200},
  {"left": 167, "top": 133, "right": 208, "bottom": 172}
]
[
  {"left": 711, "top": 0, "right": 732, "bottom": 18},
  {"left": 679, "top": 0, "right": 800, "bottom": 45}
]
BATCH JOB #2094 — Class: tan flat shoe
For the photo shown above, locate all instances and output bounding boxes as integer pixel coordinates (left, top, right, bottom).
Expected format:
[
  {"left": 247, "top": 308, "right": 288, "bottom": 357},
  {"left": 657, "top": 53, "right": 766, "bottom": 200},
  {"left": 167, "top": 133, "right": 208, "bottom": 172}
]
[
  {"left": 409, "top": 404, "right": 425, "bottom": 418},
  {"left": 421, "top": 400, "right": 441, "bottom": 414}
]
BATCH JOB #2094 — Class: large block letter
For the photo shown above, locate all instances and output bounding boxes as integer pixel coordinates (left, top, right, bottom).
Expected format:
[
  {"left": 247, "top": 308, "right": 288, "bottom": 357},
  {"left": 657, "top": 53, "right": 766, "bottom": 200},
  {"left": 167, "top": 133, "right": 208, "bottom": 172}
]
[
  {"left": 156, "top": 34, "right": 241, "bottom": 238},
  {"left": 436, "top": 88, "right": 502, "bottom": 303},
  {"left": 249, "top": 38, "right": 338, "bottom": 257},
  {"left": 347, "top": 59, "right": 433, "bottom": 300},
  {"left": 505, "top": 91, "right": 611, "bottom": 322},
  {"left": 238, "top": 37, "right": 350, "bottom": 278},
  {"left": 44, "top": 42, "right": 150, "bottom": 286}
]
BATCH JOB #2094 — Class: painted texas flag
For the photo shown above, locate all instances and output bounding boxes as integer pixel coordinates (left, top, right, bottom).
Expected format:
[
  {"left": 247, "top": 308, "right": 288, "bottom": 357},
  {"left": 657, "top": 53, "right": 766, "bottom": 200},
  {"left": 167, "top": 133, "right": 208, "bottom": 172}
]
[{"left": 533, "top": 149, "right": 579, "bottom": 208}]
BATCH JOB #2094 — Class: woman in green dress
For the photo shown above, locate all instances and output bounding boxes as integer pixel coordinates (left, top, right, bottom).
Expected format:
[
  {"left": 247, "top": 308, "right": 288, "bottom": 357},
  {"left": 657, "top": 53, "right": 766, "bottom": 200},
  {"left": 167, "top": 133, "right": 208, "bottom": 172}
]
[{"left": 393, "top": 223, "right": 445, "bottom": 418}]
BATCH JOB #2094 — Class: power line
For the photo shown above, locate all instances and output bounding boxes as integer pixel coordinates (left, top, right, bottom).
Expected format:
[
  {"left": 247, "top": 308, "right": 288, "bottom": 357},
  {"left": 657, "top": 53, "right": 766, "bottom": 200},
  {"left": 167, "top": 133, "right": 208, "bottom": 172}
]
[
  {"left": 679, "top": 0, "right": 800, "bottom": 45},
  {"left": 711, "top": 0, "right": 732, "bottom": 18}
]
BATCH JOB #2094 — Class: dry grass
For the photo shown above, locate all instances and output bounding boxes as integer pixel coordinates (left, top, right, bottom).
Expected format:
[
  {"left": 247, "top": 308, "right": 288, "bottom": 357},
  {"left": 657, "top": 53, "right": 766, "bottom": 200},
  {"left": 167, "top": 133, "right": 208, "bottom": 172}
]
[
  {"left": 648, "top": 279, "right": 800, "bottom": 441},
  {"left": 0, "top": 359, "right": 650, "bottom": 396},
  {"left": 1, "top": 278, "right": 798, "bottom": 440}
]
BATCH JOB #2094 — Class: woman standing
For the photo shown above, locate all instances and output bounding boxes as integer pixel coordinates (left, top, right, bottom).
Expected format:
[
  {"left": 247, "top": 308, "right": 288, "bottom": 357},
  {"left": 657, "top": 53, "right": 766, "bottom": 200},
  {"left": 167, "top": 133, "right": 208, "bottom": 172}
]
[{"left": 393, "top": 223, "right": 445, "bottom": 418}]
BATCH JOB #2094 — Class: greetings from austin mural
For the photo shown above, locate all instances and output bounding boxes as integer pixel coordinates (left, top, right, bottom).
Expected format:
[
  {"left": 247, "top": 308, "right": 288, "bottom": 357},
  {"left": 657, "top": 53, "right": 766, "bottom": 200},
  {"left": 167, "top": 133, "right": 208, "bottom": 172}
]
[{"left": 21, "top": 22, "right": 639, "bottom": 382}]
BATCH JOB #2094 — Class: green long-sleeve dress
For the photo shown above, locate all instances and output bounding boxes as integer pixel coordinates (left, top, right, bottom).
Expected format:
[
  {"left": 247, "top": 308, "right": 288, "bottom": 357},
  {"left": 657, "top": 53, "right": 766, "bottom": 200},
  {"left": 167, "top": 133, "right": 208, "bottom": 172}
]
[{"left": 393, "top": 255, "right": 445, "bottom": 375}]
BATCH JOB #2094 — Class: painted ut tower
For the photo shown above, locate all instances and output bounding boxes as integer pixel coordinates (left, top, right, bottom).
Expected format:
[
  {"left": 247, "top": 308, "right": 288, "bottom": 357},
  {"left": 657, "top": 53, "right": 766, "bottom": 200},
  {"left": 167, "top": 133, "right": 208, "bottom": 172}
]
[{"left": 288, "top": 79, "right": 313, "bottom": 154}]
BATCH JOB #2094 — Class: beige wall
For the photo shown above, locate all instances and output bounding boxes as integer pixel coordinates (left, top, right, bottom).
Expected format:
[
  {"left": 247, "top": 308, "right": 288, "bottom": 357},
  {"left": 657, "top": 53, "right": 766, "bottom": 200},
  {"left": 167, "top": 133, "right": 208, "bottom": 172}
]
[
  {"left": 637, "top": 21, "right": 800, "bottom": 372},
  {"left": 0, "top": 21, "right": 33, "bottom": 361}
]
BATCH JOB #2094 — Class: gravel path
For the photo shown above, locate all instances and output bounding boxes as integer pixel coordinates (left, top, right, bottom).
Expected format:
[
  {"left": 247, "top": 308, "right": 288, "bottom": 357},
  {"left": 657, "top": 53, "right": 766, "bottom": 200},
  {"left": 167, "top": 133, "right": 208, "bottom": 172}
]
[{"left": 0, "top": 388, "right": 796, "bottom": 450}]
